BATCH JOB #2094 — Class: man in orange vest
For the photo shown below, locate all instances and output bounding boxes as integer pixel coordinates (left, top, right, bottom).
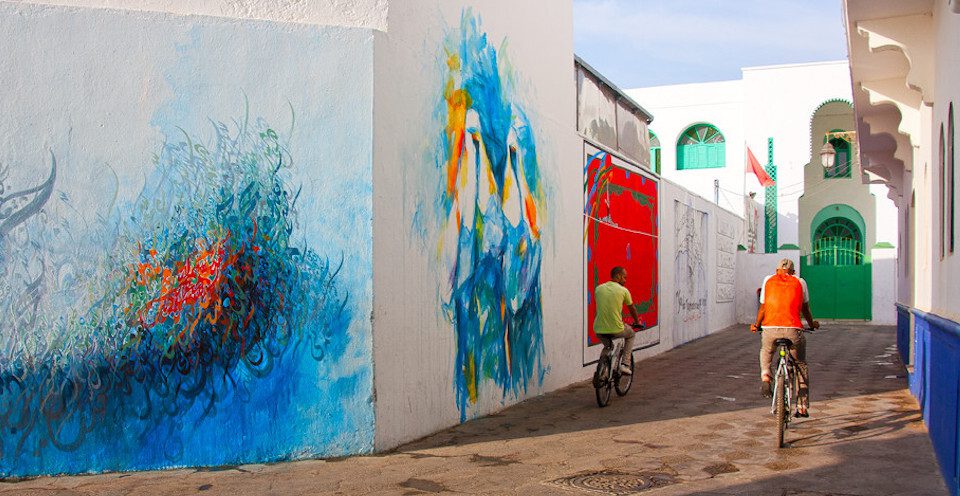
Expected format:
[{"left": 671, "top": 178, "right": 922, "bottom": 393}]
[{"left": 750, "top": 258, "right": 819, "bottom": 416}]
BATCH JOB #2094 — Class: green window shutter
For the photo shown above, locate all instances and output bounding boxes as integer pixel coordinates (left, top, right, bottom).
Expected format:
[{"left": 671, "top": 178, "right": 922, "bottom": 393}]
[{"left": 677, "top": 124, "right": 725, "bottom": 170}]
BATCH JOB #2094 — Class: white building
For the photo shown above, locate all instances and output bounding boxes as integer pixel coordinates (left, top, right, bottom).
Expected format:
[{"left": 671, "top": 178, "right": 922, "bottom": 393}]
[
  {"left": 628, "top": 62, "right": 898, "bottom": 325},
  {"left": 842, "top": 2, "right": 960, "bottom": 494}
]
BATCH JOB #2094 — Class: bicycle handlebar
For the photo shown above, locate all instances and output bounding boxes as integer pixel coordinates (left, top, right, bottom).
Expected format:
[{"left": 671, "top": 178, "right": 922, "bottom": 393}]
[{"left": 755, "top": 326, "right": 819, "bottom": 333}]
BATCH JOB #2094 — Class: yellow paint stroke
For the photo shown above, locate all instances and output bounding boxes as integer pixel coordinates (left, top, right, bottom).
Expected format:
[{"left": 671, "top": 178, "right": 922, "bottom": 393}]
[{"left": 466, "top": 355, "right": 477, "bottom": 404}]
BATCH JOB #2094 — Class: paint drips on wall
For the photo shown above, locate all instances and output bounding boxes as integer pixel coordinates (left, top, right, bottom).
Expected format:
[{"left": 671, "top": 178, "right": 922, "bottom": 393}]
[{"left": 435, "top": 9, "right": 546, "bottom": 421}]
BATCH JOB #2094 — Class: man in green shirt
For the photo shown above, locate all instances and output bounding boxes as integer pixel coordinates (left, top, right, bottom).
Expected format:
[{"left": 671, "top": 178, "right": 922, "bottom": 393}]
[{"left": 594, "top": 266, "right": 643, "bottom": 375}]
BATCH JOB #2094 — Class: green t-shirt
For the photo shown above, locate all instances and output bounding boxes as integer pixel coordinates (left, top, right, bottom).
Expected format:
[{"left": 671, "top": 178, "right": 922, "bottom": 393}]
[{"left": 593, "top": 281, "right": 633, "bottom": 334}]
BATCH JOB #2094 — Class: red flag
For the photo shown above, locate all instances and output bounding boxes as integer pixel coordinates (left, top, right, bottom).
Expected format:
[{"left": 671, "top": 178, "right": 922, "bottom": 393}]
[{"left": 746, "top": 146, "right": 775, "bottom": 188}]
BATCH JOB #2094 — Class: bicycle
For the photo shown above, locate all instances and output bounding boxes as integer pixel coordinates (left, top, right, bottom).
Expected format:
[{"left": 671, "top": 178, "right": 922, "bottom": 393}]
[
  {"left": 593, "top": 324, "right": 643, "bottom": 407},
  {"left": 766, "top": 327, "right": 816, "bottom": 448}
]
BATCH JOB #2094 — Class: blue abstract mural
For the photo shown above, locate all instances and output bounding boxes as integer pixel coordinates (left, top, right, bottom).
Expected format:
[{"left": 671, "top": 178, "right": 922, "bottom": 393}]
[
  {"left": 0, "top": 5, "right": 373, "bottom": 477},
  {"left": 434, "top": 10, "right": 546, "bottom": 421}
]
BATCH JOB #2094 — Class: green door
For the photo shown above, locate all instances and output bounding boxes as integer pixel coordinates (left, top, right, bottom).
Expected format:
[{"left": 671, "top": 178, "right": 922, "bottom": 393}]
[{"left": 801, "top": 219, "right": 872, "bottom": 320}]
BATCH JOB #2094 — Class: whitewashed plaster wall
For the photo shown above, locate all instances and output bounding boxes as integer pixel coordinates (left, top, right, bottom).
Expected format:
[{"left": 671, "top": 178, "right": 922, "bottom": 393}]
[
  {"left": 740, "top": 62, "right": 855, "bottom": 248},
  {"left": 799, "top": 102, "right": 877, "bottom": 253},
  {"left": 928, "top": 0, "right": 960, "bottom": 323},
  {"left": 648, "top": 180, "right": 740, "bottom": 353},
  {"left": 6, "top": 0, "right": 387, "bottom": 28},
  {"left": 629, "top": 62, "right": 858, "bottom": 249},
  {"left": 735, "top": 252, "right": 791, "bottom": 324},
  {"left": 626, "top": 80, "right": 745, "bottom": 214},
  {"left": 871, "top": 247, "right": 898, "bottom": 325},
  {"left": 370, "top": 0, "right": 579, "bottom": 450}
]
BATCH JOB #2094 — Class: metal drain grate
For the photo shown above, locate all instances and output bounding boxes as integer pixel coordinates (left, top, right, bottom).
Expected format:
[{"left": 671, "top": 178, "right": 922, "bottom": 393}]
[{"left": 547, "top": 471, "right": 676, "bottom": 495}]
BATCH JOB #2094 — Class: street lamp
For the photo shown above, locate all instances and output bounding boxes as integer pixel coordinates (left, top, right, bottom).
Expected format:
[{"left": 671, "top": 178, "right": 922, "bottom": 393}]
[
  {"left": 819, "top": 142, "right": 836, "bottom": 169},
  {"left": 820, "top": 130, "right": 856, "bottom": 169}
]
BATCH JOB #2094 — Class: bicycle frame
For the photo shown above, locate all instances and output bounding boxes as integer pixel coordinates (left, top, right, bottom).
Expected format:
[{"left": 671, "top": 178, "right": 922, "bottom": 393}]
[{"left": 771, "top": 344, "right": 796, "bottom": 416}]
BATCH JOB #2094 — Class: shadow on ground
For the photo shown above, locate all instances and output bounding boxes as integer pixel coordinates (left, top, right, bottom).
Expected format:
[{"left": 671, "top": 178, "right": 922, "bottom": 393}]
[{"left": 399, "top": 325, "right": 907, "bottom": 452}]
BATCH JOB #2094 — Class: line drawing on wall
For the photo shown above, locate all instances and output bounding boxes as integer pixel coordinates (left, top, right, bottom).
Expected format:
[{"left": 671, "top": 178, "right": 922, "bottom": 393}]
[
  {"left": 674, "top": 201, "right": 708, "bottom": 340},
  {"left": 432, "top": 9, "right": 546, "bottom": 421},
  {"left": 716, "top": 217, "right": 737, "bottom": 303},
  {"left": 583, "top": 144, "right": 659, "bottom": 358}
]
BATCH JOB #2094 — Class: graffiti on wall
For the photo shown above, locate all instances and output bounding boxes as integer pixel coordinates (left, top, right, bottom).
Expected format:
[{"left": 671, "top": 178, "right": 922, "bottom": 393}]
[
  {"left": 716, "top": 217, "right": 737, "bottom": 303},
  {"left": 674, "top": 201, "right": 707, "bottom": 333},
  {"left": 0, "top": 7, "right": 374, "bottom": 476},
  {"left": 584, "top": 145, "right": 659, "bottom": 351},
  {"left": 434, "top": 9, "right": 545, "bottom": 421}
]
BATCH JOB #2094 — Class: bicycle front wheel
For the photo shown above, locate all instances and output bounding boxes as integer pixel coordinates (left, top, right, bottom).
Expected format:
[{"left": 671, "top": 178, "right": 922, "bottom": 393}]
[
  {"left": 615, "top": 354, "right": 634, "bottom": 396},
  {"left": 775, "top": 372, "right": 787, "bottom": 448}
]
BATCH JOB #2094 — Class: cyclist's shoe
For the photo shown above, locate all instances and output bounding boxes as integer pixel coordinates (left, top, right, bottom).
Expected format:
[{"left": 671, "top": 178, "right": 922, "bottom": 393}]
[
  {"left": 760, "top": 380, "right": 772, "bottom": 398},
  {"left": 794, "top": 408, "right": 809, "bottom": 418},
  {"left": 619, "top": 364, "right": 632, "bottom": 375}
]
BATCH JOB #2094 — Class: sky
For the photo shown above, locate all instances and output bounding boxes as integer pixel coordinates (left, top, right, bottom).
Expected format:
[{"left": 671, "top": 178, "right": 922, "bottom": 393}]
[{"left": 573, "top": 0, "right": 849, "bottom": 89}]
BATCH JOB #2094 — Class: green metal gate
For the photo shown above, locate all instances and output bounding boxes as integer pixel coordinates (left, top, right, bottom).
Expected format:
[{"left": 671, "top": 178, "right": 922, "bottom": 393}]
[{"left": 801, "top": 235, "right": 872, "bottom": 320}]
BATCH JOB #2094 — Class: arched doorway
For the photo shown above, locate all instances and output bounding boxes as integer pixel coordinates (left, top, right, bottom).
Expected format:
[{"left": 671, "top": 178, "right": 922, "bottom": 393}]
[
  {"left": 801, "top": 205, "right": 872, "bottom": 319},
  {"left": 812, "top": 217, "right": 863, "bottom": 265}
]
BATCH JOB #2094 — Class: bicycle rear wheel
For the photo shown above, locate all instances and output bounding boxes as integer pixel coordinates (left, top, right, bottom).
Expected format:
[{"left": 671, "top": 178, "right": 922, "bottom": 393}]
[
  {"left": 775, "top": 371, "right": 787, "bottom": 448},
  {"left": 595, "top": 360, "right": 612, "bottom": 407},
  {"left": 615, "top": 353, "right": 634, "bottom": 396}
]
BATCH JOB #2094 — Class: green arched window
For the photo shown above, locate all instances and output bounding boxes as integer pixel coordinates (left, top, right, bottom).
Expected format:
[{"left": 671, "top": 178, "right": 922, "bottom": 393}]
[
  {"left": 812, "top": 217, "right": 863, "bottom": 265},
  {"left": 649, "top": 131, "right": 661, "bottom": 175},
  {"left": 824, "top": 129, "right": 852, "bottom": 178},
  {"left": 677, "top": 124, "right": 725, "bottom": 170}
]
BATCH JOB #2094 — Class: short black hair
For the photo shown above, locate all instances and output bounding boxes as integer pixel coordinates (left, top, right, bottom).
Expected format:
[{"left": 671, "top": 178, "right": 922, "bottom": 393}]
[{"left": 611, "top": 266, "right": 626, "bottom": 279}]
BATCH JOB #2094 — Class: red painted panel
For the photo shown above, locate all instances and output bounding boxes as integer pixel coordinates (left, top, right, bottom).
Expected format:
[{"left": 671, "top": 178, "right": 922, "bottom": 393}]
[{"left": 585, "top": 150, "right": 659, "bottom": 346}]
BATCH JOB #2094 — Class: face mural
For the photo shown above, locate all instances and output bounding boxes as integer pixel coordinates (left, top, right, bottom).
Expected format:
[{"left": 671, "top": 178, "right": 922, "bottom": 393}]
[
  {"left": 0, "top": 5, "right": 373, "bottom": 476},
  {"left": 435, "top": 10, "right": 546, "bottom": 421}
]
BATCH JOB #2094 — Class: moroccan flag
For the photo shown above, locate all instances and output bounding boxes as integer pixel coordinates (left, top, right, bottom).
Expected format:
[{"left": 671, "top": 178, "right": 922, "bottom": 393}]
[{"left": 746, "top": 146, "right": 775, "bottom": 187}]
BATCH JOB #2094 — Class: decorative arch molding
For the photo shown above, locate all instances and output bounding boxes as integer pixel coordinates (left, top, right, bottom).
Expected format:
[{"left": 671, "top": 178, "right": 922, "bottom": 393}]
[
  {"left": 811, "top": 98, "right": 853, "bottom": 117},
  {"left": 811, "top": 204, "right": 868, "bottom": 247},
  {"left": 856, "top": 13, "right": 935, "bottom": 105},
  {"left": 808, "top": 99, "right": 855, "bottom": 157}
]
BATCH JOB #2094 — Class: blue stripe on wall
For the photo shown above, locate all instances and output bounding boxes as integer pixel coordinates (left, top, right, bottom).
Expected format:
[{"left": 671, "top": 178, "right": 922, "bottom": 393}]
[{"left": 911, "top": 307, "right": 960, "bottom": 496}]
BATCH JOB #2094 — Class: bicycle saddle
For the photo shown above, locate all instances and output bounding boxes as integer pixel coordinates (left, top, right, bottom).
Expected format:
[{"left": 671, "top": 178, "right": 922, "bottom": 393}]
[{"left": 773, "top": 338, "right": 793, "bottom": 347}]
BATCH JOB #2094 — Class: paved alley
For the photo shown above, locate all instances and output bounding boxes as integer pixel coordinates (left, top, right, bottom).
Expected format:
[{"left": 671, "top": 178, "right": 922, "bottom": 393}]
[{"left": 1, "top": 324, "right": 945, "bottom": 496}]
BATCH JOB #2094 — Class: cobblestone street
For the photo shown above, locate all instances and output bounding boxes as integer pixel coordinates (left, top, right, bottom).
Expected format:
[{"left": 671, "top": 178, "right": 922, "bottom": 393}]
[{"left": 1, "top": 324, "right": 945, "bottom": 496}]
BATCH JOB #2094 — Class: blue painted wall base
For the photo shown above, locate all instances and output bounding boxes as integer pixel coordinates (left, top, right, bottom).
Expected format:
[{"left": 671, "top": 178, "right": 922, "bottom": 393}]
[{"left": 910, "top": 307, "right": 960, "bottom": 496}]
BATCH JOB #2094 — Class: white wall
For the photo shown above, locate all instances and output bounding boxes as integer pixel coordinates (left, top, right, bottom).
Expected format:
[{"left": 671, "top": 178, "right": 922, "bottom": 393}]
[
  {"left": 638, "top": 181, "right": 740, "bottom": 358},
  {"left": 929, "top": 0, "right": 960, "bottom": 323},
  {"left": 736, "top": 252, "right": 789, "bottom": 324},
  {"left": 6, "top": 0, "right": 387, "bottom": 28},
  {"left": 626, "top": 80, "right": 745, "bottom": 213},
  {"left": 628, "top": 62, "right": 858, "bottom": 249},
  {"left": 872, "top": 247, "right": 898, "bottom": 325},
  {"left": 370, "top": 0, "right": 580, "bottom": 450}
]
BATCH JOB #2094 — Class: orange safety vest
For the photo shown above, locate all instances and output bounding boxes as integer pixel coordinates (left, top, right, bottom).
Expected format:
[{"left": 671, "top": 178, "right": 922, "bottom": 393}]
[{"left": 762, "top": 272, "right": 803, "bottom": 328}]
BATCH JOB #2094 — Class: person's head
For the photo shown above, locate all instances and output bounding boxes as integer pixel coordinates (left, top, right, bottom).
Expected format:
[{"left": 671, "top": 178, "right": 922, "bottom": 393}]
[
  {"left": 776, "top": 258, "right": 796, "bottom": 275},
  {"left": 611, "top": 266, "right": 627, "bottom": 285}
]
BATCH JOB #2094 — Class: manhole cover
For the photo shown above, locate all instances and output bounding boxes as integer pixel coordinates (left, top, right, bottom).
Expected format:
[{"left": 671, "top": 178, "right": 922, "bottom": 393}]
[{"left": 547, "top": 471, "right": 676, "bottom": 495}]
